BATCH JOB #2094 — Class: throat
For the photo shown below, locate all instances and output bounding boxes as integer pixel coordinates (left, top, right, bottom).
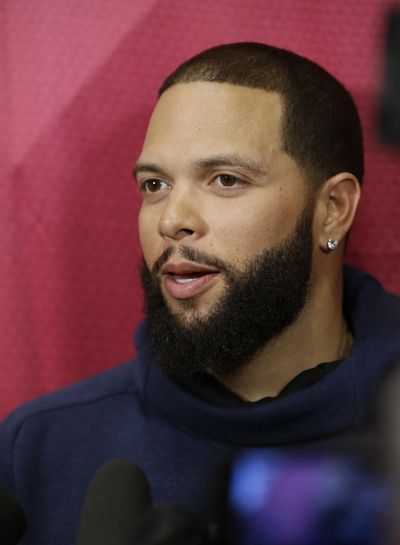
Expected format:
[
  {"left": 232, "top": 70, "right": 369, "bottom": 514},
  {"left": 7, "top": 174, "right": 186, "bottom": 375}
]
[{"left": 213, "top": 318, "right": 353, "bottom": 402}]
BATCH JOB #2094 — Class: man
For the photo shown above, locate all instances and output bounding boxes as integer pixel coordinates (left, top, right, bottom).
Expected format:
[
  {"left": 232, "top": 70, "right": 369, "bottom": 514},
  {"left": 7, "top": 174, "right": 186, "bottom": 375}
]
[{"left": 1, "top": 42, "right": 399, "bottom": 545}]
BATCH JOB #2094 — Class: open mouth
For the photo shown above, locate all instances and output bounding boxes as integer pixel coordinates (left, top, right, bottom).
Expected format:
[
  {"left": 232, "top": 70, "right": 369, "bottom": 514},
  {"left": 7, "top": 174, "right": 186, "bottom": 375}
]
[
  {"left": 167, "top": 272, "right": 210, "bottom": 284},
  {"left": 161, "top": 263, "right": 220, "bottom": 299}
]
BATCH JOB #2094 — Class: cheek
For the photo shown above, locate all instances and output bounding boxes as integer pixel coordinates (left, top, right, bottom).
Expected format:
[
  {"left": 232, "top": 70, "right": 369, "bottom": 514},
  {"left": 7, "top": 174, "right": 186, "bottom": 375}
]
[
  {"left": 212, "top": 199, "right": 297, "bottom": 259},
  {"left": 138, "top": 207, "right": 159, "bottom": 264}
]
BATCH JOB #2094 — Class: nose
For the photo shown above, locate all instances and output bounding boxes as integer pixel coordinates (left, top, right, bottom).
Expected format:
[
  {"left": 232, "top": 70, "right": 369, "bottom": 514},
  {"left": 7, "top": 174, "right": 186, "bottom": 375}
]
[{"left": 158, "top": 185, "right": 206, "bottom": 242}]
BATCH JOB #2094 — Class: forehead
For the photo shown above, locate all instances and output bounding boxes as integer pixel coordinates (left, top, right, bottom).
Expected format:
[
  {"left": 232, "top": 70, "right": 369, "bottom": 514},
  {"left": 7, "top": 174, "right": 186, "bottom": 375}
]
[{"left": 140, "top": 82, "right": 283, "bottom": 164}]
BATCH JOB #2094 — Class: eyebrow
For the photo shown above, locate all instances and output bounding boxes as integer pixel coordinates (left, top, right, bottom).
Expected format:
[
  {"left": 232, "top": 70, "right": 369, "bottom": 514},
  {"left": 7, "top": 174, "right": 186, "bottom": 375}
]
[
  {"left": 133, "top": 154, "right": 268, "bottom": 180},
  {"left": 133, "top": 162, "right": 168, "bottom": 180}
]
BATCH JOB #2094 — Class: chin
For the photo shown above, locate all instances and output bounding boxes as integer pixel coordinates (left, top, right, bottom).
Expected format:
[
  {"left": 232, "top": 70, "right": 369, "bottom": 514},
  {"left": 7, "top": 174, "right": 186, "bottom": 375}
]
[{"left": 166, "top": 298, "right": 216, "bottom": 325}]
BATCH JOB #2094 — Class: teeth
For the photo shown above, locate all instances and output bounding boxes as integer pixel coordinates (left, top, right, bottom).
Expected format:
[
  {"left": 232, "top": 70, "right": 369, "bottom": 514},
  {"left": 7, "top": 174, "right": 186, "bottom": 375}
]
[{"left": 174, "top": 277, "right": 197, "bottom": 284}]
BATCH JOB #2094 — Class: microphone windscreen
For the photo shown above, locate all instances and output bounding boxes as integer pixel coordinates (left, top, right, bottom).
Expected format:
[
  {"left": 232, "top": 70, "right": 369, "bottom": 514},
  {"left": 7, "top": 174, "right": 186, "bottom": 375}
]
[
  {"left": 75, "top": 459, "right": 152, "bottom": 545},
  {"left": 380, "top": 8, "right": 400, "bottom": 143},
  {"left": 0, "top": 485, "right": 26, "bottom": 545}
]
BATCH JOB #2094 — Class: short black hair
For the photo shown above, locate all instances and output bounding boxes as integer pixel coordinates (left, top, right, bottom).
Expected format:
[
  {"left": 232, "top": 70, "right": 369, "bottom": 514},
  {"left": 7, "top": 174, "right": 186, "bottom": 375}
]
[{"left": 159, "top": 42, "right": 364, "bottom": 187}]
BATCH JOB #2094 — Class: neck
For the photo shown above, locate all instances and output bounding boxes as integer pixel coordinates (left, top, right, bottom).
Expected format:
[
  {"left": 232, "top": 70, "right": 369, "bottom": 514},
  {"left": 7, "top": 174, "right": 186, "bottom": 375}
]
[{"left": 214, "top": 266, "right": 351, "bottom": 402}]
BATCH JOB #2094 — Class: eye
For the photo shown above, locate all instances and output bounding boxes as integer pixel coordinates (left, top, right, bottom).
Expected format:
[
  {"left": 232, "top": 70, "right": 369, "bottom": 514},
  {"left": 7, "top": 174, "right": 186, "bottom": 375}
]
[
  {"left": 140, "top": 179, "right": 170, "bottom": 193},
  {"left": 214, "top": 174, "right": 246, "bottom": 188}
]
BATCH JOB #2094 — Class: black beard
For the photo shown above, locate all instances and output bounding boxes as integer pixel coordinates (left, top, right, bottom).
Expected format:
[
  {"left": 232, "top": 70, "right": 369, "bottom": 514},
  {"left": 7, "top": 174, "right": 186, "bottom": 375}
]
[{"left": 141, "top": 207, "right": 313, "bottom": 377}]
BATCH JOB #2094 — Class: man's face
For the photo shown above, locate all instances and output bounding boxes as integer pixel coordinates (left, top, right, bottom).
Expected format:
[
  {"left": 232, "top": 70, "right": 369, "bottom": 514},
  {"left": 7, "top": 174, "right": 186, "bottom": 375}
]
[
  {"left": 136, "top": 82, "right": 312, "bottom": 323},
  {"left": 135, "top": 82, "right": 316, "bottom": 375}
]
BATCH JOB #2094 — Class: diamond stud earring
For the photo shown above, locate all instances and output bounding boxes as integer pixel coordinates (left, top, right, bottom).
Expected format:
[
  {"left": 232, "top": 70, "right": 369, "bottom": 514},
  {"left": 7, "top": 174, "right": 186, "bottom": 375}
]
[{"left": 327, "top": 238, "right": 339, "bottom": 251}]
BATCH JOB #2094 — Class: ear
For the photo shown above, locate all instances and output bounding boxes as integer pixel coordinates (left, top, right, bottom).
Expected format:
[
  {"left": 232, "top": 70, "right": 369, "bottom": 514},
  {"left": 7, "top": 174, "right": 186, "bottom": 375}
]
[{"left": 314, "top": 172, "right": 361, "bottom": 252}]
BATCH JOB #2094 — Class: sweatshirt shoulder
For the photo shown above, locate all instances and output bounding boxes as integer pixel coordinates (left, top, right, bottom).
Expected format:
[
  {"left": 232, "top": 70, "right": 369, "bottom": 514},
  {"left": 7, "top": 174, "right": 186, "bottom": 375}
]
[
  {"left": 0, "top": 357, "right": 148, "bottom": 491},
  {"left": 344, "top": 266, "right": 400, "bottom": 319},
  {"left": 1, "top": 358, "right": 145, "bottom": 437}
]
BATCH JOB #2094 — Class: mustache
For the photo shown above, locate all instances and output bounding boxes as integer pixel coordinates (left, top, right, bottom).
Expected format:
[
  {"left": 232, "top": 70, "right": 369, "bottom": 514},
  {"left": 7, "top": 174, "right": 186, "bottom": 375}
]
[{"left": 151, "top": 245, "right": 230, "bottom": 275}]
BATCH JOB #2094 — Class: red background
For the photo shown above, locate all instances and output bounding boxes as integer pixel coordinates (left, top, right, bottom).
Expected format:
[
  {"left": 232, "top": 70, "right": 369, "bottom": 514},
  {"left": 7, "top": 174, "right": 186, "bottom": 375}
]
[{"left": 1, "top": 0, "right": 399, "bottom": 419}]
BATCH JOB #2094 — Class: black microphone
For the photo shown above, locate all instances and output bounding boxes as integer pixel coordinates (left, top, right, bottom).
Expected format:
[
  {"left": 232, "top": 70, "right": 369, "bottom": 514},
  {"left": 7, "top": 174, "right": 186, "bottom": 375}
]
[
  {"left": 0, "top": 485, "right": 26, "bottom": 545},
  {"left": 380, "top": 7, "right": 400, "bottom": 144},
  {"left": 75, "top": 459, "right": 152, "bottom": 545}
]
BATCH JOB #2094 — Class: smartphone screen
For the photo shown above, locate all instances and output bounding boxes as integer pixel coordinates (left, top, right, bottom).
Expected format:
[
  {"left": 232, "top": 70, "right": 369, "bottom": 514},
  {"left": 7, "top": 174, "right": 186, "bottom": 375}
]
[{"left": 226, "top": 450, "right": 391, "bottom": 545}]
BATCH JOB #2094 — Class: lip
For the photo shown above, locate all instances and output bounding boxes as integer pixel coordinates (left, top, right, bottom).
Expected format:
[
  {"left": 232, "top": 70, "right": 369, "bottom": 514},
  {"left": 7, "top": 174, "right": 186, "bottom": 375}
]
[
  {"left": 161, "top": 261, "right": 219, "bottom": 276},
  {"left": 161, "top": 261, "right": 220, "bottom": 300}
]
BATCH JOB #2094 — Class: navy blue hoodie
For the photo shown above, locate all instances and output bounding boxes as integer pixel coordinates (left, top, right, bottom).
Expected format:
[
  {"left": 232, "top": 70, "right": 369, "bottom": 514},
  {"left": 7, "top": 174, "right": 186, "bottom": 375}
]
[{"left": 0, "top": 266, "right": 399, "bottom": 545}]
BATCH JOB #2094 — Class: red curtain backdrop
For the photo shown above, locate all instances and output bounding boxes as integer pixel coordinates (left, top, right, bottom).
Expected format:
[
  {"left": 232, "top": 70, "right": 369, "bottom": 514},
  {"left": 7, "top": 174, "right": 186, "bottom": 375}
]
[{"left": 1, "top": 0, "right": 399, "bottom": 418}]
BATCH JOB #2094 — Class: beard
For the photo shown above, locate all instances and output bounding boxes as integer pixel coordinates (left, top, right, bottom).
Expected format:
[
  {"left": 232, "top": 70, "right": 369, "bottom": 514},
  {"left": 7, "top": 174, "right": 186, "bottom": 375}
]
[{"left": 141, "top": 206, "right": 314, "bottom": 377}]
